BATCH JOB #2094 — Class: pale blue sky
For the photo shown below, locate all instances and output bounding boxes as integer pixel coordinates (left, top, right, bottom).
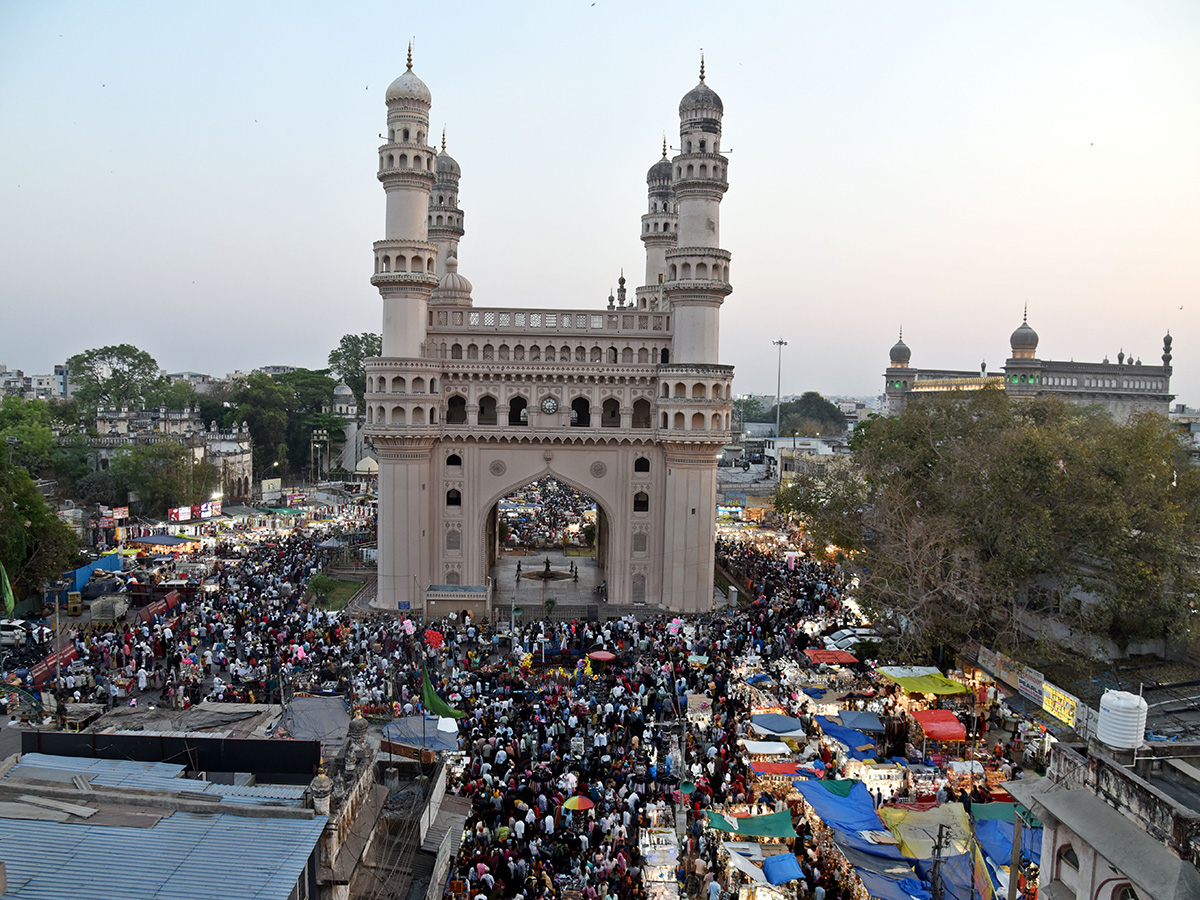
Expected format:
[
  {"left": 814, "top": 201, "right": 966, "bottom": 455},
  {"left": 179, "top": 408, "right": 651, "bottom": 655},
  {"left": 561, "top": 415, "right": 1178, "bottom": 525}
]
[{"left": 2, "top": 1, "right": 1197, "bottom": 399}]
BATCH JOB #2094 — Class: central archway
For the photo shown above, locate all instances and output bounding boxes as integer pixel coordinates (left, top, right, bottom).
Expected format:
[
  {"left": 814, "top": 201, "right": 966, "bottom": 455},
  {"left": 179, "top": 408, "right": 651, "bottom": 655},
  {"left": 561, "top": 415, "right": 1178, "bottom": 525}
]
[{"left": 483, "top": 474, "right": 610, "bottom": 619}]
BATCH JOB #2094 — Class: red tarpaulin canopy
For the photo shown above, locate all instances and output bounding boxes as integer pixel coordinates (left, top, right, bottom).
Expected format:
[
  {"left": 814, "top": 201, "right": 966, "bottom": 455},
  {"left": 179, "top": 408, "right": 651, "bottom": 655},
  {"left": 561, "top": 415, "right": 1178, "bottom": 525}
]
[
  {"left": 588, "top": 650, "right": 616, "bottom": 661},
  {"left": 749, "top": 761, "right": 802, "bottom": 776},
  {"left": 804, "top": 648, "right": 858, "bottom": 665},
  {"left": 911, "top": 709, "right": 966, "bottom": 742}
]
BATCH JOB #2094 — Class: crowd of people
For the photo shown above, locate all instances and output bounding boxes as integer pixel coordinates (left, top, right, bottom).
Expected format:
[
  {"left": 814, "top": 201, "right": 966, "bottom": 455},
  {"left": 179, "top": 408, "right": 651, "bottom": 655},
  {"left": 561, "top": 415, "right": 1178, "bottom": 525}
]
[{"left": 502, "top": 478, "right": 596, "bottom": 549}]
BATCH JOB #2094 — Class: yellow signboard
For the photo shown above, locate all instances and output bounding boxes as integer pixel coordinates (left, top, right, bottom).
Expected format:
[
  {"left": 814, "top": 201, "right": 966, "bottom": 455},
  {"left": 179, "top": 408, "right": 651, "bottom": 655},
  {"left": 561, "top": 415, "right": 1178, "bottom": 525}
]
[{"left": 1042, "top": 683, "right": 1078, "bottom": 725}]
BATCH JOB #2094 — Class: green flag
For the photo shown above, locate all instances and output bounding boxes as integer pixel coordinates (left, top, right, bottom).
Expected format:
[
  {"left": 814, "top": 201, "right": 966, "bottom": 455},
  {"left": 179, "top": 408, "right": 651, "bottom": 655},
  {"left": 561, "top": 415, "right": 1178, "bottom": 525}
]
[
  {"left": 421, "top": 666, "right": 465, "bottom": 719},
  {"left": 0, "top": 562, "right": 14, "bottom": 616}
]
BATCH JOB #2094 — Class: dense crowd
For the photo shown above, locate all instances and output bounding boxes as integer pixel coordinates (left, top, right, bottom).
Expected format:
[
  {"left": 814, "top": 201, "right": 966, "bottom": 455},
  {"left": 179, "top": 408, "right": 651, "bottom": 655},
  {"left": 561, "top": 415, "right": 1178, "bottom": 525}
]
[{"left": 503, "top": 478, "right": 596, "bottom": 549}]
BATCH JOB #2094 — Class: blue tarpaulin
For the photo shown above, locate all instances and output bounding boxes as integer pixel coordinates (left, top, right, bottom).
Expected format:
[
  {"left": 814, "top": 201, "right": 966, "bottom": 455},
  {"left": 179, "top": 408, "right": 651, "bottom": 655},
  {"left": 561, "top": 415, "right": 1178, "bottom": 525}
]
[
  {"left": 794, "top": 780, "right": 885, "bottom": 834},
  {"left": 975, "top": 819, "right": 1041, "bottom": 868},
  {"left": 761, "top": 854, "right": 804, "bottom": 885},
  {"left": 815, "top": 715, "right": 878, "bottom": 760},
  {"left": 839, "top": 710, "right": 885, "bottom": 733},
  {"left": 382, "top": 715, "right": 459, "bottom": 751},
  {"left": 751, "top": 713, "right": 805, "bottom": 734},
  {"left": 913, "top": 854, "right": 980, "bottom": 900},
  {"left": 65, "top": 553, "right": 122, "bottom": 592},
  {"left": 746, "top": 673, "right": 773, "bottom": 685},
  {"left": 855, "top": 871, "right": 933, "bottom": 900},
  {"left": 802, "top": 687, "right": 827, "bottom": 698}
]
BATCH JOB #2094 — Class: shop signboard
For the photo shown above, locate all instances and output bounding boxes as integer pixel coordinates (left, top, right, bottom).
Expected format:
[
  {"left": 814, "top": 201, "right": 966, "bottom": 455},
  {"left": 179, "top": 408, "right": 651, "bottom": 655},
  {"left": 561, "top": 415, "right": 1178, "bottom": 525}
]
[
  {"left": 976, "top": 645, "right": 997, "bottom": 674},
  {"left": 261, "top": 477, "right": 282, "bottom": 494},
  {"left": 1041, "top": 682, "right": 1078, "bottom": 725},
  {"left": 1018, "top": 666, "right": 1045, "bottom": 704},
  {"left": 992, "top": 652, "right": 1021, "bottom": 689},
  {"left": 98, "top": 516, "right": 114, "bottom": 528},
  {"left": 112, "top": 506, "right": 129, "bottom": 520},
  {"left": 725, "top": 494, "right": 746, "bottom": 507},
  {"left": 168, "top": 506, "right": 192, "bottom": 523}
]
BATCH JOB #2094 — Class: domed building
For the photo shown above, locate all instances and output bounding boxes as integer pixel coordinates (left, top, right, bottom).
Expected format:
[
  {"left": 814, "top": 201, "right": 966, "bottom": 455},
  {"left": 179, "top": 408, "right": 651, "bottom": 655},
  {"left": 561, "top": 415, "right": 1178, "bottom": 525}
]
[{"left": 883, "top": 311, "right": 1174, "bottom": 420}]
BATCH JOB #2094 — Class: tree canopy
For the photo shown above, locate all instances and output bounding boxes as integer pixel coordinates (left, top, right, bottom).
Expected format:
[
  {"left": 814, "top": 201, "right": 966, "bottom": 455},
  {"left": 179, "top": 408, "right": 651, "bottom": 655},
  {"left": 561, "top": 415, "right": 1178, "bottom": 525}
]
[
  {"left": 328, "top": 332, "right": 381, "bottom": 405},
  {"left": 109, "top": 441, "right": 220, "bottom": 516},
  {"left": 0, "top": 459, "right": 78, "bottom": 598},
  {"left": 753, "top": 392, "right": 846, "bottom": 435},
  {"left": 228, "top": 369, "right": 339, "bottom": 479},
  {"left": 776, "top": 390, "right": 1200, "bottom": 659},
  {"left": 65, "top": 344, "right": 170, "bottom": 411}
]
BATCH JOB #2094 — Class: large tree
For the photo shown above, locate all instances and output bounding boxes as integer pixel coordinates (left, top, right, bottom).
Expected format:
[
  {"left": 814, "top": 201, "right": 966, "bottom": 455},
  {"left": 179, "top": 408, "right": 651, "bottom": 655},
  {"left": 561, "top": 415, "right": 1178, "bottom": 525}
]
[
  {"left": 777, "top": 391, "right": 1200, "bottom": 659},
  {"left": 229, "top": 368, "right": 339, "bottom": 480},
  {"left": 760, "top": 392, "right": 847, "bottom": 435},
  {"left": 109, "top": 441, "right": 220, "bottom": 516},
  {"left": 65, "top": 344, "right": 170, "bottom": 412},
  {"left": 327, "top": 332, "right": 381, "bottom": 406},
  {"left": 0, "top": 460, "right": 78, "bottom": 598}
]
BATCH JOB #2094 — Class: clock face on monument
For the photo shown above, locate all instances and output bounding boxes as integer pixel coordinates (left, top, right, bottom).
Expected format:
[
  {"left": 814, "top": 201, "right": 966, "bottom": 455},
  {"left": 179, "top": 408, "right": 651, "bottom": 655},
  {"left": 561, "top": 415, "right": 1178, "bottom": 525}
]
[{"left": 540, "top": 396, "right": 558, "bottom": 414}]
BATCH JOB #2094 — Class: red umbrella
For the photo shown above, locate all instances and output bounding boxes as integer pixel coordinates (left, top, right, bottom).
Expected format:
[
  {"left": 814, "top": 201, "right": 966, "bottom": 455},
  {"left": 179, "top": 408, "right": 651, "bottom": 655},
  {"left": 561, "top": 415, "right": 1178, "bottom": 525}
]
[
  {"left": 588, "top": 650, "right": 615, "bottom": 662},
  {"left": 424, "top": 629, "right": 444, "bottom": 648}
]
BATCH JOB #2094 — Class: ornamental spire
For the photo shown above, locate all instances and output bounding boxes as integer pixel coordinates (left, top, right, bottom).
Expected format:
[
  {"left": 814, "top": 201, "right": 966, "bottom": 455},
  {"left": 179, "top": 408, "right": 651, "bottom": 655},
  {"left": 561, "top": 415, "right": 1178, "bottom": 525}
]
[
  {"left": 662, "top": 135, "right": 668, "bottom": 158},
  {"left": 699, "top": 51, "right": 706, "bottom": 83},
  {"left": 442, "top": 128, "right": 447, "bottom": 152},
  {"left": 406, "top": 41, "right": 413, "bottom": 71}
]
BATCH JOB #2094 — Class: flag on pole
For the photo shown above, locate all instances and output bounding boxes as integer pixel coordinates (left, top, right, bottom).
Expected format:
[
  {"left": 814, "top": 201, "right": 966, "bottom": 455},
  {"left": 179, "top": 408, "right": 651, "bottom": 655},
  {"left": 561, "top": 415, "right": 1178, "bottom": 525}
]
[
  {"left": 0, "top": 562, "right": 14, "bottom": 616},
  {"left": 421, "top": 666, "right": 465, "bottom": 719}
]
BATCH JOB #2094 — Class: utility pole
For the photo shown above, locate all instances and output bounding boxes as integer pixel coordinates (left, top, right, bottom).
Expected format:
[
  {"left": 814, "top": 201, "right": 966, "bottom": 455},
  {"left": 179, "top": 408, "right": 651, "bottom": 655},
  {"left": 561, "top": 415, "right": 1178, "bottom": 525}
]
[
  {"left": 772, "top": 338, "right": 788, "bottom": 479},
  {"left": 930, "top": 822, "right": 947, "bottom": 900}
]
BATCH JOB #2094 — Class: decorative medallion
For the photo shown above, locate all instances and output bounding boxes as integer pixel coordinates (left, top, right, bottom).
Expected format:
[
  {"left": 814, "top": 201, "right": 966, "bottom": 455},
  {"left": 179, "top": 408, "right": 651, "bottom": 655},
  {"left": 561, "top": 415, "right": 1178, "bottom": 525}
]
[
  {"left": 489, "top": 460, "right": 506, "bottom": 476},
  {"left": 543, "top": 450, "right": 554, "bottom": 462},
  {"left": 590, "top": 461, "right": 607, "bottom": 478}
]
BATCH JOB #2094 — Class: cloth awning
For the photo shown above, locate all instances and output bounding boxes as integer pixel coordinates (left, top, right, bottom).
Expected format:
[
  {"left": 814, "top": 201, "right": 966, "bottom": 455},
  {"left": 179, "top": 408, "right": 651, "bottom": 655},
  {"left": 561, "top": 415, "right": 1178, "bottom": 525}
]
[
  {"left": 838, "top": 710, "right": 885, "bottom": 733},
  {"left": 748, "top": 761, "right": 801, "bottom": 776},
  {"left": 815, "top": 715, "right": 878, "bottom": 760},
  {"left": 805, "top": 648, "right": 858, "bottom": 665},
  {"left": 911, "top": 709, "right": 966, "bottom": 742},
  {"left": 877, "top": 665, "right": 941, "bottom": 680},
  {"left": 706, "top": 810, "right": 797, "bottom": 837},
  {"left": 883, "top": 672, "right": 969, "bottom": 695},
  {"left": 723, "top": 846, "right": 767, "bottom": 884},
  {"left": 741, "top": 739, "right": 791, "bottom": 756},
  {"left": 761, "top": 854, "right": 804, "bottom": 885},
  {"left": 750, "top": 713, "right": 805, "bottom": 734},
  {"left": 127, "top": 534, "right": 196, "bottom": 546}
]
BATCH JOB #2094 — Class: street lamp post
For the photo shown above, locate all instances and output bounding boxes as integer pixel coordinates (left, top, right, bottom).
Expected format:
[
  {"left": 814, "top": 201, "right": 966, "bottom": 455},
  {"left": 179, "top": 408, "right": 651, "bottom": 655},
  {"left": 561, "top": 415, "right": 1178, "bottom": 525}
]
[{"left": 772, "top": 338, "right": 788, "bottom": 474}]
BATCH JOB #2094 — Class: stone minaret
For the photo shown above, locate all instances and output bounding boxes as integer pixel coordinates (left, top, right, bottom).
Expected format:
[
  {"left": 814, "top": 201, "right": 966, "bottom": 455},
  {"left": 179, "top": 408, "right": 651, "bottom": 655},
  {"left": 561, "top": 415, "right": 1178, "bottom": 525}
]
[
  {"left": 365, "top": 46, "right": 442, "bottom": 612},
  {"left": 428, "top": 130, "right": 465, "bottom": 281},
  {"left": 664, "top": 55, "right": 732, "bottom": 364},
  {"left": 637, "top": 138, "right": 677, "bottom": 311}
]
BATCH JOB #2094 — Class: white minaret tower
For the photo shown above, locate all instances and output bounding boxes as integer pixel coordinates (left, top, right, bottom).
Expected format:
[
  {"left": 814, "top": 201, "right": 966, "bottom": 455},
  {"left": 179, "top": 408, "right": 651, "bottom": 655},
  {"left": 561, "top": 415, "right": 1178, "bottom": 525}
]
[
  {"left": 365, "top": 46, "right": 442, "bottom": 613},
  {"left": 371, "top": 45, "right": 439, "bottom": 359},
  {"left": 663, "top": 55, "right": 731, "bottom": 364},
  {"left": 637, "top": 138, "right": 677, "bottom": 311},
  {"left": 428, "top": 129, "right": 465, "bottom": 279}
]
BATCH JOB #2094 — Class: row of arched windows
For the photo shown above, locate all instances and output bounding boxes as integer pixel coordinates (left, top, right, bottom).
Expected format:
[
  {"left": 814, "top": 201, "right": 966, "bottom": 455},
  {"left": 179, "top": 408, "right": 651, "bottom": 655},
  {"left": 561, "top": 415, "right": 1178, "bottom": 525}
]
[
  {"left": 440, "top": 343, "right": 669, "bottom": 365},
  {"left": 667, "top": 261, "right": 730, "bottom": 281},
  {"left": 443, "top": 395, "right": 654, "bottom": 429},
  {"left": 430, "top": 214, "right": 461, "bottom": 227},
  {"left": 367, "top": 405, "right": 438, "bottom": 425},
  {"left": 644, "top": 221, "right": 677, "bottom": 233},
  {"left": 675, "top": 163, "right": 725, "bottom": 180},
  {"left": 382, "top": 151, "right": 433, "bottom": 171},
  {"left": 661, "top": 382, "right": 731, "bottom": 400},
  {"left": 659, "top": 411, "right": 730, "bottom": 430},
  {"left": 369, "top": 375, "right": 437, "bottom": 393},
  {"left": 387, "top": 127, "right": 424, "bottom": 143},
  {"left": 375, "top": 253, "right": 436, "bottom": 274}
]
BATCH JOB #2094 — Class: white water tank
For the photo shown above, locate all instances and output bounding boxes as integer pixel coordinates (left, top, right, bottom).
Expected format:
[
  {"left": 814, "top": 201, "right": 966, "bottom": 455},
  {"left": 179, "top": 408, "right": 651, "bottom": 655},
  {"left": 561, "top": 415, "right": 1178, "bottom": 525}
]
[{"left": 1097, "top": 690, "right": 1148, "bottom": 750}]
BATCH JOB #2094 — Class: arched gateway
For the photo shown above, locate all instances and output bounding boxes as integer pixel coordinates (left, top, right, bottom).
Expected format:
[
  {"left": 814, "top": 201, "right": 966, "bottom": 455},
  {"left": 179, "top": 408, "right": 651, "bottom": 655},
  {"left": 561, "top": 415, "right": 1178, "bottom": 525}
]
[{"left": 366, "top": 51, "right": 734, "bottom": 614}]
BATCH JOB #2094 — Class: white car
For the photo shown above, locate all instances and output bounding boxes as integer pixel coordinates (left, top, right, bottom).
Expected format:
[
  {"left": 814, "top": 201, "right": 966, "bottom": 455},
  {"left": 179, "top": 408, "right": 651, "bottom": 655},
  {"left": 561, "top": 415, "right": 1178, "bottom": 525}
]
[
  {"left": 0, "top": 619, "right": 29, "bottom": 647},
  {"left": 823, "top": 628, "right": 878, "bottom": 649}
]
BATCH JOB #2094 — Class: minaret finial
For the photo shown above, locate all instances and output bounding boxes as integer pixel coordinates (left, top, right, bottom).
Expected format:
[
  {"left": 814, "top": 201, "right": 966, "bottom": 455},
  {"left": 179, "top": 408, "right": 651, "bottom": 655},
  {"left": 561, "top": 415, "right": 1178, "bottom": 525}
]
[
  {"left": 407, "top": 41, "right": 413, "bottom": 71},
  {"left": 1023, "top": 301, "right": 1028, "bottom": 323},
  {"left": 662, "top": 135, "right": 668, "bottom": 159},
  {"left": 699, "top": 50, "right": 705, "bottom": 83},
  {"left": 442, "top": 127, "right": 446, "bottom": 152}
]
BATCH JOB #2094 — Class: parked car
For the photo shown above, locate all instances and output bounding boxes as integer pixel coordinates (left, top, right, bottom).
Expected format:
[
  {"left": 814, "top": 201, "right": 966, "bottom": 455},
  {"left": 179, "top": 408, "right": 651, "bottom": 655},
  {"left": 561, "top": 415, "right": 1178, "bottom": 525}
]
[{"left": 0, "top": 619, "right": 29, "bottom": 647}]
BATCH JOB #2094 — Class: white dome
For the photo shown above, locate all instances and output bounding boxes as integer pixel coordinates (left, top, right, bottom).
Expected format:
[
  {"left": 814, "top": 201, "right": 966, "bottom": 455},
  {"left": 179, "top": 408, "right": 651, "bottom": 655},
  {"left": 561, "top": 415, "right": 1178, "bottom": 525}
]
[
  {"left": 334, "top": 380, "right": 354, "bottom": 397},
  {"left": 386, "top": 68, "right": 431, "bottom": 105}
]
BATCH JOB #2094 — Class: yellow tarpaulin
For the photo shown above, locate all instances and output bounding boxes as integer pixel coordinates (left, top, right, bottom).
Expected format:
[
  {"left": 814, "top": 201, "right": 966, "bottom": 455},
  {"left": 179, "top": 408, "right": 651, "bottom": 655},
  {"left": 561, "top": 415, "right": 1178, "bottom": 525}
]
[
  {"left": 878, "top": 803, "right": 972, "bottom": 858},
  {"left": 883, "top": 673, "right": 969, "bottom": 695}
]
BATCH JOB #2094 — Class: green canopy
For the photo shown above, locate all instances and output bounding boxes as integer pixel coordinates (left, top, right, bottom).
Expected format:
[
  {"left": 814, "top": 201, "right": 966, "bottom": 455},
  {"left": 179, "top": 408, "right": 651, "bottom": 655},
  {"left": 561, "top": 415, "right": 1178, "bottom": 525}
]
[
  {"left": 813, "top": 779, "right": 861, "bottom": 798},
  {"left": 421, "top": 667, "right": 466, "bottom": 719},
  {"left": 706, "top": 810, "right": 797, "bottom": 838},
  {"left": 884, "top": 672, "right": 969, "bottom": 695}
]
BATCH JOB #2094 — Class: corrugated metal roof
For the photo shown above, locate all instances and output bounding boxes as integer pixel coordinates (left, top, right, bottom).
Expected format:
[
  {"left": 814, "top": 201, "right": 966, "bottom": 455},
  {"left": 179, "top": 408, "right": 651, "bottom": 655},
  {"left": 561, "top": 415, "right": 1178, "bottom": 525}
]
[
  {"left": 0, "top": 810, "right": 327, "bottom": 899},
  {"left": 5, "top": 754, "right": 306, "bottom": 807}
]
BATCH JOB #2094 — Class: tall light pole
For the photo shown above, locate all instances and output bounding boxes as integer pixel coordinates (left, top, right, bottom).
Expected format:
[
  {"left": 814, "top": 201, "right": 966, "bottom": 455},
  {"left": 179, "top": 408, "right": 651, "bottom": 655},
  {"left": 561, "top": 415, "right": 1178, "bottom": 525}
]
[{"left": 772, "top": 338, "right": 788, "bottom": 471}]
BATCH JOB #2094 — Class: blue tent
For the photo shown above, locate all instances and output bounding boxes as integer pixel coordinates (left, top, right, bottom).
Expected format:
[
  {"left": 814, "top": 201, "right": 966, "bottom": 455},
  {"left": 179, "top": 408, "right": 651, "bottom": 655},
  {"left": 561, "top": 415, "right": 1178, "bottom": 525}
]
[
  {"left": 751, "top": 713, "right": 805, "bottom": 734},
  {"left": 913, "top": 854, "right": 981, "bottom": 900},
  {"left": 839, "top": 710, "right": 885, "bottom": 733},
  {"left": 761, "top": 854, "right": 804, "bottom": 885}
]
